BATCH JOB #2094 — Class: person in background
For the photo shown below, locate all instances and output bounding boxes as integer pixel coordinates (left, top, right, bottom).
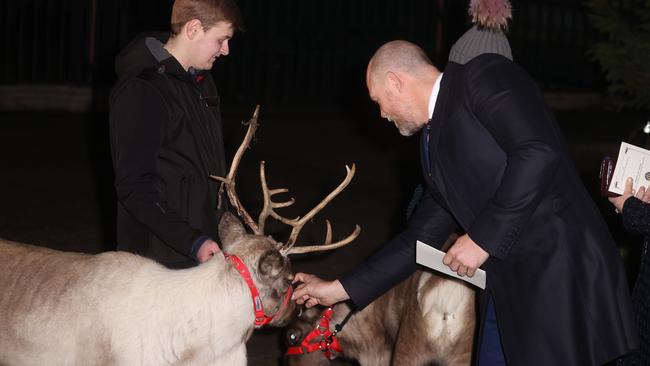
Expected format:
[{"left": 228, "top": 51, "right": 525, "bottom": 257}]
[
  {"left": 610, "top": 178, "right": 650, "bottom": 365},
  {"left": 448, "top": 0, "right": 513, "bottom": 65},
  {"left": 109, "top": 0, "right": 243, "bottom": 268}
]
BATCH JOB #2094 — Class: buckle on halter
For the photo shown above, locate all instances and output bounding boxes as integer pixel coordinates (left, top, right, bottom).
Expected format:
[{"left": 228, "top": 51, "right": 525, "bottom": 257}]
[{"left": 319, "top": 339, "right": 331, "bottom": 351}]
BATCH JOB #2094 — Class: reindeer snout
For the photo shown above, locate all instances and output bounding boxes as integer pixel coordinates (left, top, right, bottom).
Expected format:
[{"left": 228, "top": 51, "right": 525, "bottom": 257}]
[{"left": 273, "top": 298, "right": 299, "bottom": 327}]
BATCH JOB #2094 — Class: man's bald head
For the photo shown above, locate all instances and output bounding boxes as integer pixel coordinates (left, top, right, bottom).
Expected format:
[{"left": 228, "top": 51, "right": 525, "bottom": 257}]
[
  {"left": 366, "top": 40, "right": 440, "bottom": 137},
  {"left": 367, "top": 40, "right": 434, "bottom": 84}
]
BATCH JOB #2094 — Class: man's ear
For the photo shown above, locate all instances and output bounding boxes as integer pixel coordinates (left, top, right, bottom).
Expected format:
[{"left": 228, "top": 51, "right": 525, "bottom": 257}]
[
  {"left": 184, "top": 19, "right": 203, "bottom": 40},
  {"left": 385, "top": 71, "right": 403, "bottom": 93}
]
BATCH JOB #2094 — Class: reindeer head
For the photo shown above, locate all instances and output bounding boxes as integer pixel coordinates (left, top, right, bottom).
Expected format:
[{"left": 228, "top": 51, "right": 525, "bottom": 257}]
[
  {"left": 218, "top": 211, "right": 296, "bottom": 327},
  {"left": 212, "top": 106, "right": 360, "bottom": 328}
]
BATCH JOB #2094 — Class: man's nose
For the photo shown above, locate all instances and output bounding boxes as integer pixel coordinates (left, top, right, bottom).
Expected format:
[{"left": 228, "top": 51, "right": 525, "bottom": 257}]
[{"left": 221, "top": 41, "right": 230, "bottom": 56}]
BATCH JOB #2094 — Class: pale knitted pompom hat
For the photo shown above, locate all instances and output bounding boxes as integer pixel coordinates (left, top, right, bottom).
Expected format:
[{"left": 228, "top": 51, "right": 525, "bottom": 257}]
[{"left": 448, "top": 0, "right": 513, "bottom": 64}]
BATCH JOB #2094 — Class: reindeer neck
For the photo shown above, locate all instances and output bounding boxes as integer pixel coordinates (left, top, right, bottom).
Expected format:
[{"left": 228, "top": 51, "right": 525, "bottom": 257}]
[
  {"left": 330, "top": 275, "right": 416, "bottom": 364},
  {"left": 156, "top": 255, "right": 254, "bottom": 338}
]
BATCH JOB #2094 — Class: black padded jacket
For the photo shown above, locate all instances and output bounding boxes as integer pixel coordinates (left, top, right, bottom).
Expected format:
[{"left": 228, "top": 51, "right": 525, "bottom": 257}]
[{"left": 109, "top": 33, "right": 228, "bottom": 268}]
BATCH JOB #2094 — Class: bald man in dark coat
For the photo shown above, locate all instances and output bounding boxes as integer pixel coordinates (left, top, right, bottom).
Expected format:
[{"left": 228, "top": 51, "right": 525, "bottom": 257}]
[{"left": 292, "top": 41, "right": 638, "bottom": 365}]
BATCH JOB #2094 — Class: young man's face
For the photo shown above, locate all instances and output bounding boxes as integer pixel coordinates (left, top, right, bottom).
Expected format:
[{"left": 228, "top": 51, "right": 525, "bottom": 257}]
[{"left": 190, "top": 21, "right": 234, "bottom": 70}]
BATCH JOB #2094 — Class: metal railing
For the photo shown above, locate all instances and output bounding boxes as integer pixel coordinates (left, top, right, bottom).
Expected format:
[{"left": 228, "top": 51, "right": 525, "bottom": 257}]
[
  {"left": 0, "top": 0, "right": 633, "bottom": 104},
  {"left": 1, "top": 0, "right": 92, "bottom": 85}
]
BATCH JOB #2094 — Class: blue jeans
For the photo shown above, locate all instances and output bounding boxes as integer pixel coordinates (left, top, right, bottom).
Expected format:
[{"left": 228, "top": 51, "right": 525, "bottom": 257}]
[{"left": 478, "top": 295, "right": 507, "bottom": 365}]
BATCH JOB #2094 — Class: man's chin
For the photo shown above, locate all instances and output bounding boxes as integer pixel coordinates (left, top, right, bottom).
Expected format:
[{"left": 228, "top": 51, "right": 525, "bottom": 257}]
[
  {"left": 195, "top": 61, "right": 214, "bottom": 71},
  {"left": 398, "top": 128, "right": 415, "bottom": 137},
  {"left": 396, "top": 123, "right": 421, "bottom": 137}
]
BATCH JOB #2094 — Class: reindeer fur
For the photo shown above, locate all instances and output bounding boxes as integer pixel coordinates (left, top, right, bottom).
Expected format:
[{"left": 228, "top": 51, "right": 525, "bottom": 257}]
[
  {"left": 0, "top": 213, "right": 296, "bottom": 366},
  {"left": 285, "top": 271, "right": 476, "bottom": 366}
]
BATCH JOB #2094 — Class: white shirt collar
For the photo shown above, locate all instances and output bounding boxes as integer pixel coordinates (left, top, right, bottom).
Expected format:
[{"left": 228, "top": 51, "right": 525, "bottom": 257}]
[{"left": 428, "top": 72, "right": 443, "bottom": 121}]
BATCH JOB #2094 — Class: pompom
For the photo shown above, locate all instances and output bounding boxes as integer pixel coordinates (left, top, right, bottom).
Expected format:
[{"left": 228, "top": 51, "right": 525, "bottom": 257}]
[{"left": 469, "top": 0, "right": 512, "bottom": 30}]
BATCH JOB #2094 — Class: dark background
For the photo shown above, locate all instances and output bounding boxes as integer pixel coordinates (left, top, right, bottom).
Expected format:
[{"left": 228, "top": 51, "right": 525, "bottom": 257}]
[
  {"left": 1, "top": 0, "right": 608, "bottom": 99},
  {"left": 0, "top": 0, "right": 647, "bottom": 365}
]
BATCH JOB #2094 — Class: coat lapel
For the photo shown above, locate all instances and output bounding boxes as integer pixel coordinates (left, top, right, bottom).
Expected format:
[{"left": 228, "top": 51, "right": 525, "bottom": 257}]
[{"left": 427, "top": 63, "right": 459, "bottom": 200}]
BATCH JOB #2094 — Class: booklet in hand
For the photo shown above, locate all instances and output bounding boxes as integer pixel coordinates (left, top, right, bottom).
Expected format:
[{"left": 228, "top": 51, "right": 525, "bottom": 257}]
[
  {"left": 605, "top": 142, "right": 650, "bottom": 196},
  {"left": 415, "top": 240, "right": 486, "bottom": 289}
]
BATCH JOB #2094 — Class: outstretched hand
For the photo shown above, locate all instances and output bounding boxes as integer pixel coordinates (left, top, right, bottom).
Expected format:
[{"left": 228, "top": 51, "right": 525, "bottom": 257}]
[
  {"left": 291, "top": 273, "right": 350, "bottom": 308},
  {"left": 443, "top": 234, "right": 489, "bottom": 277},
  {"left": 609, "top": 177, "right": 650, "bottom": 213},
  {"left": 196, "top": 239, "right": 221, "bottom": 263}
]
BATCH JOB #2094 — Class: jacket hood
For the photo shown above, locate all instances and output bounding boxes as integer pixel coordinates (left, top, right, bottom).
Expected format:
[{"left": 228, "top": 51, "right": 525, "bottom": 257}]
[{"left": 115, "top": 32, "right": 170, "bottom": 79}]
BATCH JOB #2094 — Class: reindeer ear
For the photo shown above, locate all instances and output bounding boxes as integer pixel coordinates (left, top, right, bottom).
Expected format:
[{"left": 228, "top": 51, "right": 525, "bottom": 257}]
[
  {"left": 218, "top": 212, "right": 247, "bottom": 248},
  {"left": 258, "top": 250, "right": 284, "bottom": 279}
]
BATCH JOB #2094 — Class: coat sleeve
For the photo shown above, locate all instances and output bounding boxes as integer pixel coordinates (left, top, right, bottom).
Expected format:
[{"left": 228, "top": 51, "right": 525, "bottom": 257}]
[
  {"left": 622, "top": 197, "right": 650, "bottom": 236},
  {"left": 339, "top": 188, "right": 458, "bottom": 309},
  {"left": 111, "top": 79, "right": 204, "bottom": 256},
  {"left": 463, "top": 55, "right": 561, "bottom": 260}
]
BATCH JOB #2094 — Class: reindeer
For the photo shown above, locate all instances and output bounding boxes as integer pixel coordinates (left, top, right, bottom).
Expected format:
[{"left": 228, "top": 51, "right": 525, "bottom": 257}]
[
  {"left": 0, "top": 106, "right": 359, "bottom": 366},
  {"left": 284, "top": 240, "right": 476, "bottom": 366}
]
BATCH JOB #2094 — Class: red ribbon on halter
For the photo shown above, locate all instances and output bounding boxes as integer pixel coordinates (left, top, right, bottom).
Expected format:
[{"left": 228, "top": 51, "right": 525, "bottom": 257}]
[
  {"left": 225, "top": 254, "right": 293, "bottom": 327},
  {"left": 285, "top": 307, "right": 343, "bottom": 360}
]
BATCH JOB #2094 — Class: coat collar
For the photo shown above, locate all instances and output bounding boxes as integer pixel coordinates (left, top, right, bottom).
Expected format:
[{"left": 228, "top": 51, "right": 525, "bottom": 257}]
[
  {"left": 157, "top": 56, "right": 209, "bottom": 85},
  {"left": 419, "top": 61, "right": 475, "bottom": 228},
  {"left": 426, "top": 62, "right": 461, "bottom": 197}
]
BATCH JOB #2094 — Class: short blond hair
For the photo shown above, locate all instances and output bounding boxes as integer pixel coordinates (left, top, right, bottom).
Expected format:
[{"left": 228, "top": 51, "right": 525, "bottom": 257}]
[{"left": 170, "top": 0, "right": 243, "bottom": 35}]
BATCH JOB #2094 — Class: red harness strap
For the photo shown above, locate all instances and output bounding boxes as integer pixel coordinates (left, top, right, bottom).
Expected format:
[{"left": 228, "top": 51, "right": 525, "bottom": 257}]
[
  {"left": 225, "top": 254, "right": 293, "bottom": 327},
  {"left": 285, "top": 307, "right": 343, "bottom": 360}
]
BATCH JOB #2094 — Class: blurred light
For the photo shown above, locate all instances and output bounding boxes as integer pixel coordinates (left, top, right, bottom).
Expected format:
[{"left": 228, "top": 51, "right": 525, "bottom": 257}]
[{"left": 643, "top": 121, "right": 650, "bottom": 134}]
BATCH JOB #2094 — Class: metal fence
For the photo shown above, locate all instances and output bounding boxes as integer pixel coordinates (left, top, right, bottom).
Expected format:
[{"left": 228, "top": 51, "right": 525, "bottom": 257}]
[
  {"left": 1, "top": 0, "right": 92, "bottom": 84},
  {"left": 510, "top": 0, "right": 598, "bottom": 90},
  {"left": 214, "top": 0, "right": 446, "bottom": 104},
  {"left": 0, "top": 0, "right": 625, "bottom": 104}
]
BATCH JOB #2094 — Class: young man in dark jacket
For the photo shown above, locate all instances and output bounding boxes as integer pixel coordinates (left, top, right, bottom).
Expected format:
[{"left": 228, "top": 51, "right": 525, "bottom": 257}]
[{"left": 109, "top": 0, "right": 242, "bottom": 269}]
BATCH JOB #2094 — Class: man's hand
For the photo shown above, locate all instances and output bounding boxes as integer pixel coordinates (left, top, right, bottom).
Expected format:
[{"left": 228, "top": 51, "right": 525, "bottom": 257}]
[
  {"left": 609, "top": 177, "right": 650, "bottom": 212},
  {"left": 443, "top": 234, "right": 489, "bottom": 277},
  {"left": 196, "top": 239, "right": 221, "bottom": 263},
  {"left": 291, "top": 273, "right": 350, "bottom": 308}
]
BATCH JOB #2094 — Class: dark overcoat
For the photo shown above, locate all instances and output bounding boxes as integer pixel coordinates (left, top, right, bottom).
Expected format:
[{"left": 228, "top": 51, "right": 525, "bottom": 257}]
[
  {"left": 620, "top": 197, "right": 650, "bottom": 365},
  {"left": 341, "top": 54, "right": 637, "bottom": 365}
]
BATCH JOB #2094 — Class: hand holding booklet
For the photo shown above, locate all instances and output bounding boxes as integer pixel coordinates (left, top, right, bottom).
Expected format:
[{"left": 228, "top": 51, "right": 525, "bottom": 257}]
[
  {"left": 415, "top": 240, "right": 486, "bottom": 289},
  {"left": 607, "top": 142, "right": 650, "bottom": 195}
]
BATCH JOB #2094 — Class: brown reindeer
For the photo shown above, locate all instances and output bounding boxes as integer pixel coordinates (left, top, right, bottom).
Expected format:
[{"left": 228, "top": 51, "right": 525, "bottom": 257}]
[
  {"left": 0, "top": 106, "right": 359, "bottom": 366},
  {"left": 284, "top": 253, "right": 476, "bottom": 366}
]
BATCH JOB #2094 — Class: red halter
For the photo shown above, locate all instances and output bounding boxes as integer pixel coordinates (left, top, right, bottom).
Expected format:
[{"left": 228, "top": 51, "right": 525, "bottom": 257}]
[
  {"left": 285, "top": 307, "right": 343, "bottom": 360},
  {"left": 225, "top": 254, "right": 293, "bottom": 327}
]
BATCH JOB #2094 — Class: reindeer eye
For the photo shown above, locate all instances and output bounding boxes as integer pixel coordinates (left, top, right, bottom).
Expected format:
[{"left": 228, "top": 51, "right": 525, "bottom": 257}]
[{"left": 288, "top": 332, "right": 301, "bottom": 346}]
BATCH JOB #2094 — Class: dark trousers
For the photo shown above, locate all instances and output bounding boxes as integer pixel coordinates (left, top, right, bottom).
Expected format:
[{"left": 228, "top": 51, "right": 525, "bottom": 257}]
[{"left": 478, "top": 295, "right": 507, "bottom": 365}]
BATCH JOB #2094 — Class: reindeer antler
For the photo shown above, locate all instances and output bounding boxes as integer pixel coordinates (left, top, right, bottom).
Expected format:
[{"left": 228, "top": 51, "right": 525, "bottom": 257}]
[
  {"left": 284, "top": 219, "right": 361, "bottom": 255},
  {"left": 211, "top": 105, "right": 261, "bottom": 234},
  {"left": 258, "top": 160, "right": 295, "bottom": 234},
  {"left": 212, "top": 105, "right": 360, "bottom": 254},
  {"left": 257, "top": 162, "right": 360, "bottom": 255}
]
